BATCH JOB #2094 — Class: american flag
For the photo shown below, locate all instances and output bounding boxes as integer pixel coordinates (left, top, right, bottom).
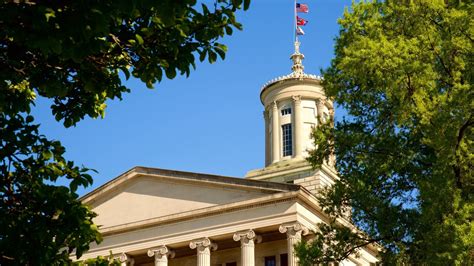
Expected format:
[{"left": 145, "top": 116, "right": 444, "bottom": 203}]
[{"left": 296, "top": 3, "right": 309, "bottom": 13}]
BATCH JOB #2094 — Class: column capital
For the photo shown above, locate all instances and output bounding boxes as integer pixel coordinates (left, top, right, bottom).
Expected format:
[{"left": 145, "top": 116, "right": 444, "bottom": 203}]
[
  {"left": 316, "top": 98, "right": 326, "bottom": 105},
  {"left": 233, "top": 229, "right": 262, "bottom": 246},
  {"left": 291, "top": 95, "right": 302, "bottom": 104},
  {"left": 189, "top": 238, "right": 218, "bottom": 254},
  {"left": 280, "top": 222, "right": 309, "bottom": 266},
  {"left": 279, "top": 222, "right": 309, "bottom": 239},
  {"left": 147, "top": 245, "right": 175, "bottom": 259},
  {"left": 114, "top": 253, "right": 134, "bottom": 266},
  {"left": 272, "top": 101, "right": 278, "bottom": 109}
]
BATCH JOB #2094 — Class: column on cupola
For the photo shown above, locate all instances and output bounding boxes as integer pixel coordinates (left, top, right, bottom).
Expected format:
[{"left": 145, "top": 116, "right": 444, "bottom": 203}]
[
  {"left": 233, "top": 229, "right": 262, "bottom": 266},
  {"left": 292, "top": 95, "right": 303, "bottom": 159},
  {"left": 189, "top": 238, "right": 218, "bottom": 266},
  {"left": 264, "top": 110, "right": 270, "bottom": 166},
  {"left": 147, "top": 246, "right": 174, "bottom": 266},
  {"left": 279, "top": 222, "right": 309, "bottom": 266},
  {"left": 316, "top": 99, "right": 326, "bottom": 124},
  {"left": 271, "top": 101, "right": 280, "bottom": 163}
]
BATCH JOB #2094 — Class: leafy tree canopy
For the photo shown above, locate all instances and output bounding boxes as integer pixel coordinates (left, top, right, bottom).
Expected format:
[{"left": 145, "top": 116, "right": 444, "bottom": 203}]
[
  {"left": 298, "top": 0, "right": 473, "bottom": 265},
  {"left": 1, "top": 0, "right": 248, "bottom": 126},
  {"left": 0, "top": 0, "right": 249, "bottom": 264}
]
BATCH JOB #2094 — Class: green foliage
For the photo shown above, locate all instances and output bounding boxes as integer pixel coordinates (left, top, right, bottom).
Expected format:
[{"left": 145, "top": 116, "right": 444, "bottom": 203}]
[
  {"left": 0, "top": 0, "right": 249, "bottom": 127},
  {"left": 0, "top": 113, "right": 101, "bottom": 264},
  {"left": 301, "top": 0, "right": 473, "bottom": 265},
  {"left": 73, "top": 252, "right": 122, "bottom": 266},
  {"left": 0, "top": 0, "right": 250, "bottom": 264}
]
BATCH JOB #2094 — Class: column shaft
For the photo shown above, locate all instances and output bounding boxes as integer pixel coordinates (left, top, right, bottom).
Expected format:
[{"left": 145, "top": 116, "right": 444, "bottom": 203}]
[
  {"left": 271, "top": 101, "right": 280, "bottom": 163},
  {"left": 241, "top": 241, "right": 255, "bottom": 266},
  {"left": 292, "top": 96, "right": 303, "bottom": 158},
  {"left": 264, "top": 110, "right": 270, "bottom": 166},
  {"left": 316, "top": 99, "right": 325, "bottom": 124},
  {"left": 197, "top": 248, "right": 210, "bottom": 266},
  {"left": 287, "top": 235, "right": 300, "bottom": 266},
  {"left": 155, "top": 255, "right": 168, "bottom": 266}
]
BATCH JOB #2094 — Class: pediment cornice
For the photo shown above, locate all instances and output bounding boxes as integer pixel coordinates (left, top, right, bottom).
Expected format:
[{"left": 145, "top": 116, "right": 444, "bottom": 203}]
[{"left": 81, "top": 166, "right": 300, "bottom": 205}]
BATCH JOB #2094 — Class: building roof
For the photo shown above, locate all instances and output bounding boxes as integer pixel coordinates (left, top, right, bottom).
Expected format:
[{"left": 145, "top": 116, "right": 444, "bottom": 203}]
[
  {"left": 261, "top": 71, "right": 322, "bottom": 92},
  {"left": 80, "top": 166, "right": 301, "bottom": 203}
]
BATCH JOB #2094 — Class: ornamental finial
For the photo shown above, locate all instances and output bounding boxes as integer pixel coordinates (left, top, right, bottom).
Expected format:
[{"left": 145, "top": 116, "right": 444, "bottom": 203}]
[{"left": 291, "top": 41, "right": 305, "bottom": 75}]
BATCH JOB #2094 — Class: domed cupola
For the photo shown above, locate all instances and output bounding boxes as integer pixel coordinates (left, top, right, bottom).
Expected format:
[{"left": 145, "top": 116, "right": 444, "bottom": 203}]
[
  {"left": 246, "top": 41, "right": 337, "bottom": 191},
  {"left": 259, "top": 41, "right": 334, "bottom": 167}
]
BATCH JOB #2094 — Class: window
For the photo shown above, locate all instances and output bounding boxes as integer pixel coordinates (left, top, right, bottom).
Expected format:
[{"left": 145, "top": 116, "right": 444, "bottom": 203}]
[
  {"left": 264, "top": 256, "right": 276, "bottom": 266},
  {"left": 280, "top": 254, "right": 288, "bottom": 266},
  {"left": 281, "top": 107, "right": 291, "bottom": 116},
  {"left": 282, "top": 124, "right": 293, "bottom": 157}
]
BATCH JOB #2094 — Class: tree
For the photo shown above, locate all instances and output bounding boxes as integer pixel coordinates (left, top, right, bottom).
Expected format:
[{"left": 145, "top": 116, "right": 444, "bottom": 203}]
[
  {"left": 297, "top": 1, "right": 473, "bottom": 265},
  {"left": 0, "top": 0, "right": 249, "bottom": 264}
]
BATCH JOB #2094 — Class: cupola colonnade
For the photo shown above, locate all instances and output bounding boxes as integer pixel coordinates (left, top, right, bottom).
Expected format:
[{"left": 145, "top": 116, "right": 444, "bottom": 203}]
[{"left": 262, "top": 91, "right": 334, "bottom": 166}]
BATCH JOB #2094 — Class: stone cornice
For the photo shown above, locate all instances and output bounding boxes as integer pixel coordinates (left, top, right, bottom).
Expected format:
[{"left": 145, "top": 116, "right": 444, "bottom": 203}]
[
  {"left": 261, "top": 73, "right": 322, "bottom": 93},
  {"left": 246, "top": 159, "right": 339, "bottom": 182},
  {"left": 81, "top": 166, "right": 300, "bottom": 205}
]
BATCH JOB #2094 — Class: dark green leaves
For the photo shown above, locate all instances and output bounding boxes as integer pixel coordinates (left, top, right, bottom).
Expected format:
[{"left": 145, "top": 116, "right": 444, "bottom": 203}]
[
  {"left": 0, "top": 113, "right": 100, "bottom": 264},
  {"left": 214, "top": 43, "right": 228, "bottom": 60},
  {"left": 0, "top": 0, "right": 248, "bottom": 127}
]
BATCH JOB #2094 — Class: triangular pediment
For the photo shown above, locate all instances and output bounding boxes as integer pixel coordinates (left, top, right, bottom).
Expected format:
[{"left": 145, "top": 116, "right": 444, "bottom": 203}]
[{"left": 82, "top": 167, "right": 298, "bottom": 229}]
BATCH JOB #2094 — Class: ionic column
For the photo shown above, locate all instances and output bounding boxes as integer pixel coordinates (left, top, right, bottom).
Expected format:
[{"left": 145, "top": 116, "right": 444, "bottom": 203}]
[
  {"left": 147, "top": 246, "right": 174, "bottom": 266},
  {"left": 264, "top": 110, "right": 270, "bottom": 166},
  {"left": 189, "top": 238, "right": 218, "bottom": 266},
  {"left": 292, "top": 96, "right": 303, "bottom": 158},
  {"left": 233, "top": 229, "right": 262, "bottom": 266},
  {"left": 115, "top": 253, "right": 134, "bottom": 266},
  {"left": 279, "top": 222, "right": 309, "bottom": 266},
  {"left": 271, "top": 101, "right": 280, "bottom": 163},
  {"left": 316, "top": 99, "right": 325, "bottom": 124}
]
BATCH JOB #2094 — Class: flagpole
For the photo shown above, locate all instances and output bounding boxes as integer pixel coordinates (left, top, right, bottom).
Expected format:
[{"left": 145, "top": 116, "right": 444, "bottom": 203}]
[{"left": 294, "top": 0, "right": 298, "bottom": 44}]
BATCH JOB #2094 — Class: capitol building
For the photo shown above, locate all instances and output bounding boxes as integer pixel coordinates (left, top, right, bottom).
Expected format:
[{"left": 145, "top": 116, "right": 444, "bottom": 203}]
[{"left": 78, "top": 43, "right": 379, "bottom": 266}]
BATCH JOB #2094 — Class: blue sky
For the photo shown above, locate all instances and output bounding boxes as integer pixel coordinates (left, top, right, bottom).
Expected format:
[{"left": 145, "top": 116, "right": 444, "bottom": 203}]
[{"left": 32, "top": 0, "right": 352, "bottom": 195}]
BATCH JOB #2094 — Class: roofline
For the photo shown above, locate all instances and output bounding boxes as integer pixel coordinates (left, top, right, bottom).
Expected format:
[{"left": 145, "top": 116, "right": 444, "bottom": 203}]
[
  {"left": 80, "top": 166, "right": 300, "bottom": 203},
  {"left": 259, "top": 76, "right": 322, "bottom": 105}
]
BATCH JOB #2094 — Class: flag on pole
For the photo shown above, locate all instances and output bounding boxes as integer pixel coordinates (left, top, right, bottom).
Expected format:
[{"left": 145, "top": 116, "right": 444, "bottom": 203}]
[
  {"left": 296, "top": 3, "right": 309, "bottom": 13},
  {"left": 296, "top": 26, "right": 305, "bottom": 35},
  {"left": 297, "top": 16, "right": 308, "bottom": 26}
]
